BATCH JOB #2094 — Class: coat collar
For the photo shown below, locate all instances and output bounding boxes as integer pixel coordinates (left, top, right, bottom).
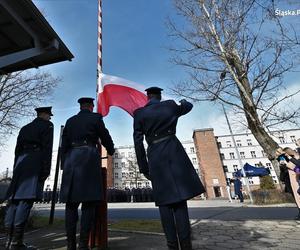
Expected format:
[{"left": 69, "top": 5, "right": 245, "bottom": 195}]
[
  {"left": 146, "top": 98, "right": 160, "bottom": 106},
  {"left": 78, "top": 109, "right": 92, "bottom": 114}
]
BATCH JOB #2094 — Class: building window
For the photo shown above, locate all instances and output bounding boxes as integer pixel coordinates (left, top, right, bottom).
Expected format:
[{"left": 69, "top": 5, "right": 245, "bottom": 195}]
[
  {"left": 240, "top": 152, "right": 245, "bottom": 159},
  {"left": 247, "top": 139, "right": 252, "bottom": 146},
  {"left": 114, "top": 163, "right": 118, "bottom": 169},
  {"left": 217, "top": 142, "right": 222, "bottom": 148},
  {"left": 229, "top": 152, "right": 235, "bottom": 159},
  {"left": 233, "top": 165, "right": 238, "bottom": 171},
  {"left": 138, "top": 182, "right": 142, "bottom": 188},
  {"left": 146, "top": 182, "right": 150, "bottom": 187},
  {"left": 279, "top": 137, "right": 285, "bottom": 144},
  {"left": 290, "top": 136, "right": 296, "bottom": 143},
  {"left": 115, "top": 183, "right": 119, "bottom": 187},
  {"left": 114, "top": 152, "right": 118, "bottom": 158},
  {"left": 249, "top": 180, "right": 254, "bottom": 184},
  {"left": 122, "top": 172, "right": 126, "bottom": 177},
  {"left": 223, "top": 165, "right": 228, "bottom": 172},
  {"left": 226, "top": 141, "right": 232, "bottom": 147},
  {"left": 250, "top": 151, "right": 256, "bottom": 158},
  {"left": 236, "top": 140, "right": 242, "bottom": 147},
  {"left": 192, "top": 158, "right": 197, "bottom": 164},
  {"left": 114, "top": 173, "right": 119, "bottom": 178},
  {"left": 266, "top": 163, "right": 272, "bottom": 170},
  {"left": 121, "top": 162, "right": 125, "bottom": 168},
  {"left": 261, "top": 150, "right": 266, "bottom": 157},
  {"left": 220, "top": 153, "right": 225, "bottom": 160},
  {"left": 190, "top": 147, "right": 195, "bottom": 153},
  {"left": 129, "top": 172, "right": 134, "bottom": 177}
]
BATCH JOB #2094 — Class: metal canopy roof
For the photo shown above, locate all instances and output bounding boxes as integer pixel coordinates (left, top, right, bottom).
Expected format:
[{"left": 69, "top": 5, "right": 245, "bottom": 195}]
[{"left": 0, "top": 0, "right": 74, "bottom": 74}]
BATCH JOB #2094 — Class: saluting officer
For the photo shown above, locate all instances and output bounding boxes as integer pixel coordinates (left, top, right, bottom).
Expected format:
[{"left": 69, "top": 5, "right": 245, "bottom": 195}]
[
  {"left": 4, "top": 107, "right": 54, "bottom": 250},
  {"left": 133, "top": 87, "right": 205, "bottom": 250},
  {"left": 59, "top": 97, "right": 114, "bottom": 250}
]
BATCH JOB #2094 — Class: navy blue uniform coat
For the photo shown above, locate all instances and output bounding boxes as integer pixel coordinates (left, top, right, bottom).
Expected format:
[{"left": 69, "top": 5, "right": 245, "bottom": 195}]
[
  {"left": 6, "top": 118, "right": 54, "bottom": 200},
  {"left": 133, "top": 99, "right": 205, "bottom": 206},
  {"left": 60, "top": 109, "right": 114, "bottom": 203}
]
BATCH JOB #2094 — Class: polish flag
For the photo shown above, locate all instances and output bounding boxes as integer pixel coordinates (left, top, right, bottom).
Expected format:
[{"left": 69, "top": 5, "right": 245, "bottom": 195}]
[{"left": 97, "top": 73, "right": 148, "bottom": 117}]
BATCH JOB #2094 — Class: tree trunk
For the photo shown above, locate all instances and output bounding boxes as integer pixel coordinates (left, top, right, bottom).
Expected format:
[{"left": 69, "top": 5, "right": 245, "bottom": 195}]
[{"left": 230, "top": 52, "right": 281, "bottom": 180}]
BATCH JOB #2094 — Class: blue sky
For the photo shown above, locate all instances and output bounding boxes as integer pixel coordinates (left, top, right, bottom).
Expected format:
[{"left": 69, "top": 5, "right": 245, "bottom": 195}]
[{"left": 0, "top": 0, "right": 299, "bottom": 172}]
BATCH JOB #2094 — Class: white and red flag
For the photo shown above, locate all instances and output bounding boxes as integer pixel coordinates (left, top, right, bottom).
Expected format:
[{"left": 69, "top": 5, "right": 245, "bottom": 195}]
[{"left": 97, "top": 73, "right": 148, "bottom": 117}]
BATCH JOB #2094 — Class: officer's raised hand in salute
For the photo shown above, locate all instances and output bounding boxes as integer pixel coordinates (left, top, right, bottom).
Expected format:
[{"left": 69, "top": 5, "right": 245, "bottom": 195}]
[
  {"left": 133, "top": 87, "right": 205, "bottom": 250},
  {"left": 59, "top": 97, "right": 114, "bottom": 250},
  {"left": 4, "top": 107, "right": 54, "bottom": 250}
]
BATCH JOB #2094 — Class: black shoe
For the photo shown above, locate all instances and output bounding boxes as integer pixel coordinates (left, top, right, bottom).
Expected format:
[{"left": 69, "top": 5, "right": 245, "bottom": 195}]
[
  {"left": 78, "top": 231, "right": 90, "bottom": 250},
  {"left": 179, "top": 237, "right": 192, "bottom": 250},
  {"left": 167, "top": 241, "right": 179, "bottom": 250},
  {"left": 4, "top": 226, "right": 13, "bottom": 249},
  {"left": 9, "top": 225, "right": 37, "bottom": 250},
  {"left": 9, "top": 242, "right": 37, "bottom": 250}
]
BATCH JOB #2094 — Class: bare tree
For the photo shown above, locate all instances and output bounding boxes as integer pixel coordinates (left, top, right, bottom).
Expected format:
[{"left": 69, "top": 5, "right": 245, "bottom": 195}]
[
  {"left": 0, "top": 71, "right": 60, "bottom": 146},
  {"left": 168, "top": 0, "right": 300, "bottom": 177}
]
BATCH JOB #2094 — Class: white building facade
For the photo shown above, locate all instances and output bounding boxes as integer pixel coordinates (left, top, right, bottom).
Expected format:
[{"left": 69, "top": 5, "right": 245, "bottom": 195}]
[
  {"left": 217, "top": 129, "right": 300, "bottom": 186},
  {"left": 112, "top": 141, "right": 201, "bottom": 189}
]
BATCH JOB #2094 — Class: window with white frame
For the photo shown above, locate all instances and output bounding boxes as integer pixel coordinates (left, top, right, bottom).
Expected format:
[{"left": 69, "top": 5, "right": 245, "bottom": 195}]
[
  {"left": 266, "top": 163, "right": 272, "bottom": 170},
  {"left": 226, "top": 141, "right": 232, "bottom": 147},
  {"left": 290, "top": 136, "right": 296, "bottom": 143},
  {"left": 229, "top": 152, "right": 235, "bottom": 159},
  {"left": 217, "top": 142, "right": 222, "bottom": 148},
  {"left": 236, "top": 140, "right": 242, "bottom": 147},
  {"left": 247, "top": 139, "right": 252, "bottom": 146},
  {"left": 114, "top": 152, "right": 118, "bottom": 158},
  {"left": 114, "top": 162, "right": 118, "bottom": 168},
  {"left": 190, "top": 147, "right": 195, "bottom": 153},
  {"left": 220, "top": 153, "right": 225, "bottom": 160},
  {"left": 114, "top": 172, "right": 119, "bottom": 178},
  {"left": 138, "top": 182, "right": 142, "bottom": 187},
  {"left": 250, "top": 151, "right": 256, "bottom": 158},
  {"left": 223, "top": 165, "right": 228, "bottom": 172},
  {"left": 240, "top": 152, "right": 245, "bottom": 159},
  {"left": 192, "top": 158, "right": 197, "bottom": 164},
  {"left": 146, "top": 182, "right": 150, "bottom": 187},
  {"left": 261, "top": 150, "right": 266, "bottom": 157},
  {"left": 233, "top": 165, "right": 238, "bottom": 171},
  {"left": 121, "top": 162, "right": 125, "bottom": 168},
  {"left": 122, "top": 172, "right": 126, "bottom": 178},
  {"left": 279, "top": 137, "right": 285, "bottom": 144},
  {"left": 115, "top": 183, "right": 119, "bottom": 187}
]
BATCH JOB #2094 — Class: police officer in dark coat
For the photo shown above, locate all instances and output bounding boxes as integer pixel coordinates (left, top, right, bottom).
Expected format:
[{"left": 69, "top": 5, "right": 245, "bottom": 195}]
[
  {"left": 59, "top": 97, "right": 114, "bottom": 250},
  {"left": 133, "top": 87, "right": 205, "bottom": 250},
  {"left": 4, "top": 107, "right": 54, "bottom": 250}
]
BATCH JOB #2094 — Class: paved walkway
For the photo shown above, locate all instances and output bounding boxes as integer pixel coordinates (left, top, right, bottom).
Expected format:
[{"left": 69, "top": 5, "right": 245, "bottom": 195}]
[
  {"left": 1, "top": 201, "right": 300, "bottom": 249},
  {"left": 1, "top": 219, "right": 300, "bottom": 249}
]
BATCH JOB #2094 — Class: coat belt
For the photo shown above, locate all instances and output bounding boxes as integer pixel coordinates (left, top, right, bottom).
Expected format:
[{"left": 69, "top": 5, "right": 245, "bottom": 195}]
[{"left": 150, "top": 134, "right": 175, "bottom": 145}]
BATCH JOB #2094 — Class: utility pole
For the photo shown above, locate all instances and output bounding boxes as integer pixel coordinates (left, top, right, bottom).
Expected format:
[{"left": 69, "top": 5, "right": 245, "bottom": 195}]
[{"left": 222, "top": 105, "right": 253, "bottom": 203}]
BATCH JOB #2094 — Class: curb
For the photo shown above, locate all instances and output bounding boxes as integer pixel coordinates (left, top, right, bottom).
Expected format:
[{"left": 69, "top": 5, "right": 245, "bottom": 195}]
[{"left": 108, "top": 228, "right": 164, "bottom": 236}]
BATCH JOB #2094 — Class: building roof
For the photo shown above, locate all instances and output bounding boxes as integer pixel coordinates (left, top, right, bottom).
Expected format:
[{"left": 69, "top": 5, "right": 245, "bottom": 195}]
[{"left": 0, "top": 0, "right": 74, "bottom": 74}]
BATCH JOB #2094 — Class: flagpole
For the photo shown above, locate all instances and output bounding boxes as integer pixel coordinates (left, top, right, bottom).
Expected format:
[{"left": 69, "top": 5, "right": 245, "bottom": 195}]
[
  {"left": 90, "top": 0, "right": 108, "bottom": 249},
  {"left": 222, "top": 104, "right": 253, "bottom": 204}
]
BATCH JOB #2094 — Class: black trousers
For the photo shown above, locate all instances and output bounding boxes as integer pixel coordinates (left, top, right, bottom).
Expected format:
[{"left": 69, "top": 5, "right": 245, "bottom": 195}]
[
  {"left": 65, "top": 202, "right": 97, "bottom": 237},
  {"left": 159, "top": 200, "right": 190, "bottom": 242},
  {"left": 4, "top": 200, "right": 34, "bottom": 228}
]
